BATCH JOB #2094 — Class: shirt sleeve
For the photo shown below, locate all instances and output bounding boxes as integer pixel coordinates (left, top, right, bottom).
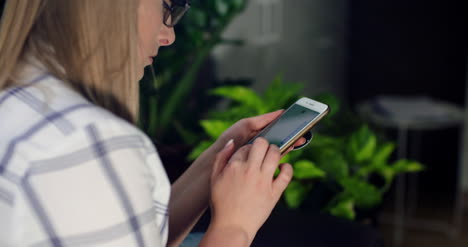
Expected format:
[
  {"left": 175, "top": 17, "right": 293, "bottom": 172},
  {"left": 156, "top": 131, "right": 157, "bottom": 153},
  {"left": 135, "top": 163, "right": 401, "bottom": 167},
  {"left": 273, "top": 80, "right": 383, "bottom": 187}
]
[{"left": 13, "top": 120, "right": 170, "bottom": 247}]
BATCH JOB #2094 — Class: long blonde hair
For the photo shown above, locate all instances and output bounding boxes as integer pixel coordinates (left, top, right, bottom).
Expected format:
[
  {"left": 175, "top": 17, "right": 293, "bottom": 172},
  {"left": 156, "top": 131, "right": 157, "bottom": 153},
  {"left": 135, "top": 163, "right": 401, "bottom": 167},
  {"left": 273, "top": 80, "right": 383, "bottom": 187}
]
[{"left": 0, "top": 0, "right": 140, "bottom": 122}]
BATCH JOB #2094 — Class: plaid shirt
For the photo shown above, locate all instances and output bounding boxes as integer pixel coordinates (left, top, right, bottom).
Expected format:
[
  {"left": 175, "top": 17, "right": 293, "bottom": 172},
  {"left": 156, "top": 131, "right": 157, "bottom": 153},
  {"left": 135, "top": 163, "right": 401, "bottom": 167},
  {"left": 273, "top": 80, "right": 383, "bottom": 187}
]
[{"left": 0, "top": 65, "right": 170, "bottom": 246}]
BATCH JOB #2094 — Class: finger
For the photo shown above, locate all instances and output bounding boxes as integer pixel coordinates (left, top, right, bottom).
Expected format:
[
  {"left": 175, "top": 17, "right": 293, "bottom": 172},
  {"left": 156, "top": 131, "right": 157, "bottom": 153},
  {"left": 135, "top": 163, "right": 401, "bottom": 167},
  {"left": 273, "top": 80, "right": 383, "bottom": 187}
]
[
  {"left": 247, "top": 137, "right": 270, "bottom": 168},
  {"left": 244, "top": 110, "right": 283, "bottom": 131},
  {"left": 281, "top": 137, "right": 307, "bottom": 157},
  {"left": 272, "top": 163, "right": 293, "bottom": 200},
  {"left": 261, "top": 144, "right": 281, "bottom": 177},
  {"left": 212, "top": 139, "right": 235, "bottom": 180},
  {"left": 228, "top": 144, "right": 251, "bottom": 163},
  {"left": 294, "top": 137, "right": 307, "bottom": 147},
  {"left": 281, "top": 145, "right": 296, "bottom": 157}
]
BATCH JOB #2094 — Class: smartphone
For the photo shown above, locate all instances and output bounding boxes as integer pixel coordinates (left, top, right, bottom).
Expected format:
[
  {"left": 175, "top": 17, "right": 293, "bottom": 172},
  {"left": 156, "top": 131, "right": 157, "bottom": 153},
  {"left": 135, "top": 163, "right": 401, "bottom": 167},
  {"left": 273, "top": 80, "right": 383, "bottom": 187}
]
[{"left": 248, "top": 97, "right": 329, "bottom": 154}]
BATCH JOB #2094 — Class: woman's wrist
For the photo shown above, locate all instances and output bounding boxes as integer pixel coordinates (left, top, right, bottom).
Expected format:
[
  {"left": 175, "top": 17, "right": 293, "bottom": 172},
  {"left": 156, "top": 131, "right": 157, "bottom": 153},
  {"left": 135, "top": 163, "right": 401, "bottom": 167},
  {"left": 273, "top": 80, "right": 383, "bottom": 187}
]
[
  {"left": 200, "top": 221, "right": 253, "bottom": 247},
  {"left": 191, "top": 139, "right": 224, "bottom": 173},
  {"left": 167, "top": 140, "right": 224, "bottom": 243}
]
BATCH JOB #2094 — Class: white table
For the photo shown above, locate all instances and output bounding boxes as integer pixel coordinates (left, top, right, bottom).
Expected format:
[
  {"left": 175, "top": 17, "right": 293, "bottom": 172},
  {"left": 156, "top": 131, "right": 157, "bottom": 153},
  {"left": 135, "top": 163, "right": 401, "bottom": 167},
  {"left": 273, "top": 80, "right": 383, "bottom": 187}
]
[{"left": 357, "top": 98, "right": 465, "bottom": 246}]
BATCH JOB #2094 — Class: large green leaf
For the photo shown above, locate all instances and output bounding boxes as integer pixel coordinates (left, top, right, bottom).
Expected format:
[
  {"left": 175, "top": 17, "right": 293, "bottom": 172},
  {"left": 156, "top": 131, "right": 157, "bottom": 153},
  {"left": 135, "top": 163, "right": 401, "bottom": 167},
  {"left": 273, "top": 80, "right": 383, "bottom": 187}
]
[
  {"left": 293, "top": 160, "right": 325, "bottom": 180},
  {"left": 315, "top": 150, "right": 349, "bottom": 181},
  {"left": 284, "top": 181, "right": 312, "bottom": 209},
  {"left": 347, "top": 125, "right": 377, "bottom": 163},
  {"left": 357, "top": 142, "right": 396, "bottom": 177},
  {"left": 308, "top": 133, "right": 343, "bottom": 150},
  {"left": 392, "top": 159, "right": 424, "bottom": 174},
  {"left": 200, "top": 120, "right": 232, "bottom": 139},
  {"left": 339, "top": 177, "right": 382, "bottom": 209},
  {"left": 209, "top": 105, "right": 257, "bottom": 122},
  {"left": 210, "top": 86, "right": 264, "bottom": 113},
  {"left": 329, "top": 198, "right": 355, "bottom": 220},
  {"left": 376, "top": 159, "right": 424, "bottom": 192},
  {"left": 372, "top": 142, "right": 395, "bottom": 166},
  {"left": 263, "top": 76, "right": 303, "bottom": 111}
]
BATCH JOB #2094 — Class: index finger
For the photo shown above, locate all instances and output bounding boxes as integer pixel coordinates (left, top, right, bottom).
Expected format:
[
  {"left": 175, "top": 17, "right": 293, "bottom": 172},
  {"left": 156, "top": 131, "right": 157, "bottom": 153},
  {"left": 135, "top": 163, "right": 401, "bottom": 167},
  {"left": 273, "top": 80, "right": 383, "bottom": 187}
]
[
  {"left": 228, "top": 144, "right": 251, "bottom": 164},
  {"left": 247, "top": 137, "right": 270, "bottom": 169}
]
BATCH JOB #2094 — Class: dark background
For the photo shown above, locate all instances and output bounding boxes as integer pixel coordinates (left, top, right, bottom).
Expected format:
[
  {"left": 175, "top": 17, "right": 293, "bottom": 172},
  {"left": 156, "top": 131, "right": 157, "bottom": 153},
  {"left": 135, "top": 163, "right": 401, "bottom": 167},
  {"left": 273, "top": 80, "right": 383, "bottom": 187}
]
[
  {"left": 346, "top": 0, "right": 468, "bottom": 204},
  {"left": 192, "top": 1, "right": 468, "bottom": 246}
]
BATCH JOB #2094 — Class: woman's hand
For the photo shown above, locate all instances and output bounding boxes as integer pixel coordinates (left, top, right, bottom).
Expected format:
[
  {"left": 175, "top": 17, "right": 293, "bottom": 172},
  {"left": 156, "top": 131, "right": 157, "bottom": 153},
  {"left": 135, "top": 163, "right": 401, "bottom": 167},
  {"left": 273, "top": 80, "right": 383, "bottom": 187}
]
[
  {"left": 211, "top": 110, "right": 306, "bottom": 156},
  {"left": 168, "top": 110, "right": 305, "bottom": 247},
  {"left": 171, "top": 110, "right": 305, "bottom": 246},
  {"left": 205, "top": 137, "right": 293, "bottom": 245}
]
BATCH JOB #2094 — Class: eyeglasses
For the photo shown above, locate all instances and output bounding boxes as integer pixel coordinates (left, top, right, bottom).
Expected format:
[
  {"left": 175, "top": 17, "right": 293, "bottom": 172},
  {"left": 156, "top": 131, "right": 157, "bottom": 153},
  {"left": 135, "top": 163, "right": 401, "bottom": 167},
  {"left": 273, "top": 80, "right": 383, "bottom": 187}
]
[{"left": 163, "top": 0, "right": 191, "bottom": 28}]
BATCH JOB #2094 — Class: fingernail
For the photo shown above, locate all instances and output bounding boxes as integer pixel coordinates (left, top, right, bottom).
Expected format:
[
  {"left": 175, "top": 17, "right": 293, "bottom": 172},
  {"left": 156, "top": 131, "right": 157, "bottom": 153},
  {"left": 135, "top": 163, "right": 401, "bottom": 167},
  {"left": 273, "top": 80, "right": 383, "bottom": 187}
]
[{"left": 224, "top": 139, "right": 234, "bottom": 149}]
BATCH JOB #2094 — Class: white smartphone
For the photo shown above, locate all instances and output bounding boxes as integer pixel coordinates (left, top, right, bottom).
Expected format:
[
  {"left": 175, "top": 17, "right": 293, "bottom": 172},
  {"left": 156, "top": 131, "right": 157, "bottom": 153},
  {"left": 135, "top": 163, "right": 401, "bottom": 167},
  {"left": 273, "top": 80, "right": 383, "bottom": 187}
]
[{"left": 248, "top": 97, "right": 329, "bottom": 154}]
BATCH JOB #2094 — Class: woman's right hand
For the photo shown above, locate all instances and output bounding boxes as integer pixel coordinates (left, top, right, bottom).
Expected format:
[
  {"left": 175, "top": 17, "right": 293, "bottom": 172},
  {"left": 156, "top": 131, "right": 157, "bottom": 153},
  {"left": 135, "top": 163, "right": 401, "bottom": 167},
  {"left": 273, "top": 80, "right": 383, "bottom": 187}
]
[{"left": 203, "top": 137, "right": 293, "bottom": 245}]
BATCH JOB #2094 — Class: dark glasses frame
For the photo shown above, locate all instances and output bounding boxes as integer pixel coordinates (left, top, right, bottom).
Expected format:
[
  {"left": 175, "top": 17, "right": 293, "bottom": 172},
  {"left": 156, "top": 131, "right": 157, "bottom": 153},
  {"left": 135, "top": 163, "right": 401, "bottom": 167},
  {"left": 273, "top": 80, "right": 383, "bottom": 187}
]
[{"left": 163, "top": 0, "right": 191, "bottom": 28}]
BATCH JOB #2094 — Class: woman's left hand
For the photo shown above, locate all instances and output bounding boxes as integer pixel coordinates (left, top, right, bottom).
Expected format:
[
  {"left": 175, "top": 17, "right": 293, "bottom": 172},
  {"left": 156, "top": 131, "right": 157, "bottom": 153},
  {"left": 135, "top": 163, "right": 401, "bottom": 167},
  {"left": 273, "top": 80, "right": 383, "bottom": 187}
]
[
  {"left": 193, "top": 110, "right": 306, "bottom": 178},
  {"left": 210, "top": 110, "right": 307, "bottom": 157}
]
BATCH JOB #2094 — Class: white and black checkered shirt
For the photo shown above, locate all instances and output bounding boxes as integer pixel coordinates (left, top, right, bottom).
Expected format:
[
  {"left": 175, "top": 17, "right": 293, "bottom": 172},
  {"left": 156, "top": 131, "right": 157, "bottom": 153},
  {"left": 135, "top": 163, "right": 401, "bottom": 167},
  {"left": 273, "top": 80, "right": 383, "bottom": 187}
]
[{"left": 0, "top": 65, "right": 171, "bottom": 246}]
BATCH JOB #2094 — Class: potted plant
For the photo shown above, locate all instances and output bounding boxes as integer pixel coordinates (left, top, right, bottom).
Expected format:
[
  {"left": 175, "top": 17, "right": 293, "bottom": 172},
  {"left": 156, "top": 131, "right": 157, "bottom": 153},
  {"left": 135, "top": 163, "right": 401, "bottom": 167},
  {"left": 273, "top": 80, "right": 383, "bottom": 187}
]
[{"left": 189, "top": 76, "right": 424, "bottom": 221}]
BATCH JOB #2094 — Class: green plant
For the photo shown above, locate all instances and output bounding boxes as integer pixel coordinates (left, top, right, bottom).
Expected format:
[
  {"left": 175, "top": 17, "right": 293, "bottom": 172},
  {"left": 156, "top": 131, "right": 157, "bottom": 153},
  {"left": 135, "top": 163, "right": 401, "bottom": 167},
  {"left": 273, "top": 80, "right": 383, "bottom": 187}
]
[
  {"left": 188, "top": 76, "right": 303, "bottom": 159},
  {"left": 191, "top": 76, "right": 424, "bottom": 220},
  {"left": 139, "top": 0, "right": 249, "bottom": 144}
]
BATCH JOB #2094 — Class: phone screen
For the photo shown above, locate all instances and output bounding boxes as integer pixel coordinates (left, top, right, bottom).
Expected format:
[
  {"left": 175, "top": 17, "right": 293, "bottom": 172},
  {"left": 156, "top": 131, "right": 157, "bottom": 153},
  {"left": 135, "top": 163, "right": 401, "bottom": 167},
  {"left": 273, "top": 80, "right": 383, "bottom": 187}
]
[{"left": 256, "top": 104, "right": 320, "bottom": 148}]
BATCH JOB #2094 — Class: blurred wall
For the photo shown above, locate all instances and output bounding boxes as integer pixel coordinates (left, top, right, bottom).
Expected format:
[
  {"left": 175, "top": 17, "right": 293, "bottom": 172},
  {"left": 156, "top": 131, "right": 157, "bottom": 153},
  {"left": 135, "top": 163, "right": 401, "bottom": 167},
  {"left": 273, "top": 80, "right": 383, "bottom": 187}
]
[
  {"left": 463, "top": 68, "right": 468, "bottom": 191},
  {"left": 212, "top": 0, "right": 468, "bottom": 193},
  {"left": 212, "top": 0, "right": 348, "bottom": 99}
]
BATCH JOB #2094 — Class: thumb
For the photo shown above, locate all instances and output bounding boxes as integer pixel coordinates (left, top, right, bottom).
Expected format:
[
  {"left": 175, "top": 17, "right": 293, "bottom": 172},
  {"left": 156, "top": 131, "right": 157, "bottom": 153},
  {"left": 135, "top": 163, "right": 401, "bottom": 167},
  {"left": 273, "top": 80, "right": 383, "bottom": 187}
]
[
  {"left": 211, "top": 139, "right": 235, "bottom": 181},
  {"left": 272, "top": 163, "right": 293, "bottom": 200}
]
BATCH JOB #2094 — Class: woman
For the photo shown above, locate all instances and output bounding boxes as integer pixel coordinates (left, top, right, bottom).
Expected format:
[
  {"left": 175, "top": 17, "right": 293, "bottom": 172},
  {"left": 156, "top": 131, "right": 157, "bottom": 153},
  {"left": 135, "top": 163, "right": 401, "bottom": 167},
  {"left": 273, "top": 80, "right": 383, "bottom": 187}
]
[{"left": 0, "top": 0, "right": 303, "bottom": 246}]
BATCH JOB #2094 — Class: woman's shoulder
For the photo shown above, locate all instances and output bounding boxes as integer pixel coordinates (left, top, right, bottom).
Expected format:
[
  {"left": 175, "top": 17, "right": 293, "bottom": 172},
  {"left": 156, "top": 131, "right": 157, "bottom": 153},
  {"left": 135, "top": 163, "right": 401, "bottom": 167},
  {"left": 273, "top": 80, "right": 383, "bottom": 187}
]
[
  {"left": 0, "top": 71, "right": 156, "bottom": 174},
  {"left": 2, "top": 70, "right": 143, "bottom": 133}
]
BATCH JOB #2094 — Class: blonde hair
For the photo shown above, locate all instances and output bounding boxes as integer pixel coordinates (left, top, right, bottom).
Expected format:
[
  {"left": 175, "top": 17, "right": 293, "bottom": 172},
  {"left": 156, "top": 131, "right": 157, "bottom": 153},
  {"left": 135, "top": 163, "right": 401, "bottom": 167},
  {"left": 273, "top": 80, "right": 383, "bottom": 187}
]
[{"left": 0, "top": 0, "right": 140, "bottom": 122}]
